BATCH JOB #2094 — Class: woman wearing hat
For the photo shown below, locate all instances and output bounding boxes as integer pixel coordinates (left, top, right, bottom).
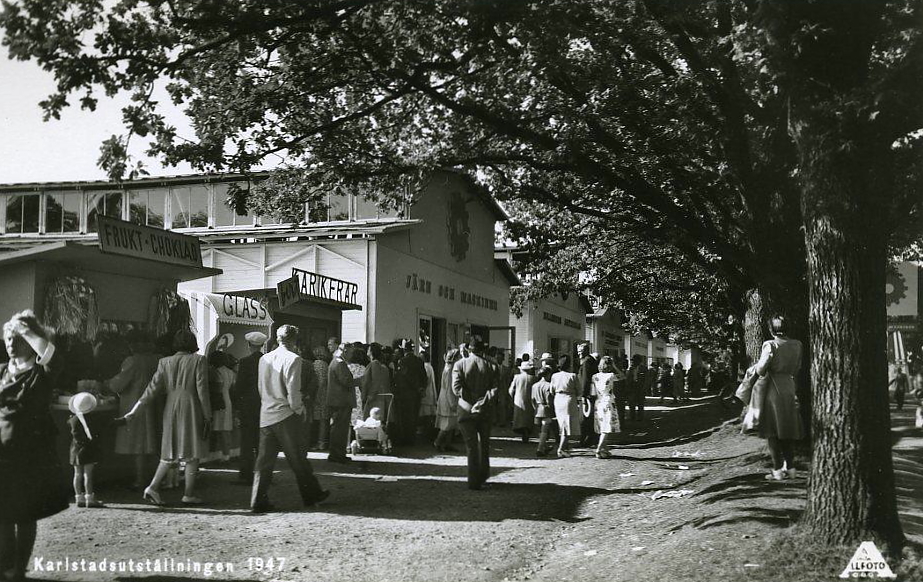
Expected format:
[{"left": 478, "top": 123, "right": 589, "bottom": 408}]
[
  {"left": 509, "top": 360, "right": 537, "bottom": 443},
  {"left": 0, "top": 310, "right": 69, "bottom": 582},
  {"left": 123, "top": 329, "right": 211, "bottom": 505},
  {"left": 434, "top": 348, "right": 461, "bottom": 452}
]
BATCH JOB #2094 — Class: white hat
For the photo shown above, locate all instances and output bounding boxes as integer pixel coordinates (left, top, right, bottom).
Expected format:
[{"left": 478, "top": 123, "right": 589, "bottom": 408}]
[
  {"left": 244, "top": 331, "right": 268, "bottom": 346},
  {"left": 520, "top": 360, "right": 535, "bottom": 372},
  {"left": 68, "top": 392, "right": 97, "bottom": 441},
  {"left": 539, "top": 352, "right": 554, "bottom": 361}
]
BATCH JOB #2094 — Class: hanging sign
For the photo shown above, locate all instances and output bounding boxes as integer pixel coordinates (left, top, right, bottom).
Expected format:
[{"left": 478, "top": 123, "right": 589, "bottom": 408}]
[
  {"left": 97, "top": 215, "right": 202, "bottom": 268},
  {"left": 277, "top": 268, "right": 362, "bottom": 311}
]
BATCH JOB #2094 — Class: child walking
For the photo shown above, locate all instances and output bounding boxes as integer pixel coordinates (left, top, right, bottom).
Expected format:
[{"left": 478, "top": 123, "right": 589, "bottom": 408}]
[{"left": 68, "top": 392, "right": 125, "bottom": 508}]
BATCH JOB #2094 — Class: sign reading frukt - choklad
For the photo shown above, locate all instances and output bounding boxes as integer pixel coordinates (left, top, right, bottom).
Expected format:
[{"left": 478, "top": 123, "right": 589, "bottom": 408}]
[
  {"left": 277, "top": 267, "right": 362, "bottom": 310},
  {"left": 97, "top": 215, "right": 203, "bottom": 268}
]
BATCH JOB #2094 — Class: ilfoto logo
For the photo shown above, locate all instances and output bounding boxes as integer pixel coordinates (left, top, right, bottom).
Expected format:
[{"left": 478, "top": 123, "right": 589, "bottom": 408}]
[{"left": 839, "top": 541, "right": 896, "bottom": 579}]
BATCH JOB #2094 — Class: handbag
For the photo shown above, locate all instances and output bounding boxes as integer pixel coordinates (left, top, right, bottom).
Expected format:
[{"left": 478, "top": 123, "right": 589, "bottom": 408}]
[{"left": 735, "top": 367, "right": 758, "bottom": 404}]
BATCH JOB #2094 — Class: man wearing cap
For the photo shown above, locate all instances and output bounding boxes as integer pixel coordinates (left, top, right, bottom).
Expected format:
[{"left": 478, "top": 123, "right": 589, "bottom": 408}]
[
  {"left": 233, "top": 331, "right": 266, "bottom": 484},
  {"left": 452, "top": 335, "right": 497, "bottom": 490},
  {"left": 576, "top": 343, "right": 598, "bottom": 447},
  {"left": 251, "top": 325, "right": 329, "bottom": 512}
]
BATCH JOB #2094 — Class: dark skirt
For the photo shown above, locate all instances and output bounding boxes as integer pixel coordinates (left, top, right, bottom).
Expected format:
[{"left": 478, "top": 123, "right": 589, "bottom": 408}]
[{"left": 0, "top": 455, "right": 69, "bottom": 522}]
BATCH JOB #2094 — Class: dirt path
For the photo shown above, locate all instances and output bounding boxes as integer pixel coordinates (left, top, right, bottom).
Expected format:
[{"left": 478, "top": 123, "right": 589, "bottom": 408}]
[{"left": 27, "top": 396, "right": 921, "bottom": 582}]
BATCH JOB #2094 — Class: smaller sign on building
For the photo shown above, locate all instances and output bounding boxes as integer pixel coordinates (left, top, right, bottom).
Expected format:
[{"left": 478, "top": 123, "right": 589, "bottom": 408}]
[
  {"left": 97, "top": 215, "right": 203, "bottom": 268},
  {"left": 277, "top": 268, "right": 362, "bottom": 311}
]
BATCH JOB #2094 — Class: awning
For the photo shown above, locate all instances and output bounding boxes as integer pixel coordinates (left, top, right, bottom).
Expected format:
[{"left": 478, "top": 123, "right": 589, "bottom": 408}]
[{"left": 183, "top": 291, "right": 273, "bottom": 326}]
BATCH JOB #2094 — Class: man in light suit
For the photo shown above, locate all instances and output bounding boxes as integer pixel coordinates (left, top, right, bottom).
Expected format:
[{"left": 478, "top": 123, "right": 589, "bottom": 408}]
[
  {"left": 452, "top": 335, "right": 497, "bottom": 490},
  {"left": 251, "top": 325, "right": 329, "bottom": 512}
]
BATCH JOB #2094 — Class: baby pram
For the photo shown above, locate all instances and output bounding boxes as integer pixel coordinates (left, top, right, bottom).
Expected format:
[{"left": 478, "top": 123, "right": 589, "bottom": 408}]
[{"left": 349, "top": 393, "right": 394, "bottom": 455}]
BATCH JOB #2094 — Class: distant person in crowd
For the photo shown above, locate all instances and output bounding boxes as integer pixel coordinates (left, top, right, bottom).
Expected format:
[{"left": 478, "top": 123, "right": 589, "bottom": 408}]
[
  {"left": 890, "top": 366, "right": 909, "bottom": 411},
  {"left": 688, "top": 362, "right": 704, "bottom": 397},
  {"left": 539, "top": 351, "right": 555, "bottom": 369},
  {"left": 452, "top": 336, "right": 497, "bottom": 490},
  {"left": 231, "top": 331, "right": 267, "bottom": 484},
  {"left": 497, "top": 349, "right": 514, "bottom": 426},
  {"left": 362, "top": 343, "right": 392, "bottom": 422},
  {"left": 645, "top": 361, "right": 659, "bottom": 397},
  {"left": 626, "top": 355, "right": 647, "bottom": 421},
  {"left": 327, "top": 343, "right": 361, "bottom": 463},
  {"left": 913, "top": 372, "right": 923, "bottom": 428},
  {"left": 346, "top": 343, "right": 368, "bottom": 428},
  {"left": 311, "top": 346, "right": 331, "bottom": 451},
  {"left": 208, "top": 350, "right": 236, "bottom": 461},
  {"left": 392, "top": 339, "right": 427, "bottom": 447},
  {"left": 552, "top": 354, "right": 581, "bottom": 458},
  {"left": 521, "top": 352, "right": 531, "bottom": 363},
  {"left": 673, "top": 362, "right": 687, "bottom": 402},
  {"left": 657, "top": 362, "right": 675, "bottom": 404},
  {"left": 297, "top": 343, "right": 318, "bottom": 452},
  {"left": 509, "top": 359, "right": 537, "bottom": 442},
  {"left": 576, "top": 343, "right": 599, "bottom": 447},
  {"left": 532, "top": 364, "right": 557, "bottom": 456},
  {"left": 458, "top": 343, "right": 470, "bottom": 359},
  {"left": 249, "top": 325, "right": 329, "bottom": 511},
  {"left": 419, "top": 351, "right": 438, "bottom": 439},
  {"left": 68, "top": 392, "right": 127, "bottom": 508},
  {"left": 124, "top": 329, "right": 211, "bottom": 506},
  {"left": 326, "top": 337, "right": 340, "bottom": 359},
  {"left": 105, "top": 329, "right": 159, "bottom": 489},
  {"left": 751, "top": 316, "right": 805, "bottom": 481},
  {"left": 591, "top": 356, "right": 623, "bottom": 459},
  {"left": 1, "top": 311, "right": 69, "bottom": 581},
  {"left": 434, "top": 348, "right": 462, "bottom": 452}
]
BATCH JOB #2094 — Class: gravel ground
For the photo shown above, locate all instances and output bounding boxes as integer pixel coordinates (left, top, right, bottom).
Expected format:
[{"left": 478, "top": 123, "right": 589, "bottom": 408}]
[{"left": 25, "top": 395, "right": 922, "bottom": 582}]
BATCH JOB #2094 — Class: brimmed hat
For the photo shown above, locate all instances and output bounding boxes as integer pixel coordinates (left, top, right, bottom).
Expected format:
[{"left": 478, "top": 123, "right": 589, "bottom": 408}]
[
  {"left": 539, "top": 352, "right": 553, "bottom": 361},
  {"left": 68, "top": 392, "right": 97, "bottom": 441},
  {"left": 245, "top": 331, "right": 268, "bottom": 346},
  {"left": 520, "top": 360, "right": 535, "bottom": 372}
]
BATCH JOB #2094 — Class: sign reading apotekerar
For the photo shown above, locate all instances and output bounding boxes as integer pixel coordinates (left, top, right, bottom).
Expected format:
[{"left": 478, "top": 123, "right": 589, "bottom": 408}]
[
  {"left": 97, "top": 216, "right": 203, "bottom": 268},
  {"left": 277, "top": 268, "right": 362, "bottom": 311}
]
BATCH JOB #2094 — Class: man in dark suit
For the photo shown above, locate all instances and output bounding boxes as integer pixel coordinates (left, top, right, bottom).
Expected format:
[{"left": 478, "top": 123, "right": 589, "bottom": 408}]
[
  {"left": 232, "top": 331, "right": 266, "bottom": 484},
  {"left": 577, "top": 343, "right": 598, "bottom": 447},
  {"left": 393, "top": 339, "right": 427, "bottom": 447},
  {"left": 452, "top": 336, "right": 497, "bottom": 490},
  {"left": 326, "top": 343, "right": 359, "bottom": 463}
]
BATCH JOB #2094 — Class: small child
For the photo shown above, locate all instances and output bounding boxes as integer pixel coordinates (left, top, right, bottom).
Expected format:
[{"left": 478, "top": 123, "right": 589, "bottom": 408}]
[
  {"left": 352, "top": 407, "right": 392, "bottom": 453},
  {"left": 531, "top": 366, "right": 557, "bottom": 457},
  {"left": 68, "top": 392, "right": 125, "bottom": 508}
]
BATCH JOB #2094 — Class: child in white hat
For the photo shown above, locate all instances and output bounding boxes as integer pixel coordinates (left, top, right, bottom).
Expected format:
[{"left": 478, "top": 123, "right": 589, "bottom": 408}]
[{"left": 68, "top": 392, "right": 126, "bottom": 508}]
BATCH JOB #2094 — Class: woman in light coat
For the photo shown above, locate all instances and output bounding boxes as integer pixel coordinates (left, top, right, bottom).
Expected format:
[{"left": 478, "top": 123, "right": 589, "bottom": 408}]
[
  {"left": 124, "top": 329, "right": 211, "bottom": 505},
  {"left": 509, "top": 360, "right": 537, "bottom": 442},
  {"left": 105, "top": 329, "right": 159, "bottom": 489},
  {"left": 551, "top": 355, "right": 581, "bottom": 458},
  {"left": 591, "top": 356, "right": 623, "bottom": 458}
]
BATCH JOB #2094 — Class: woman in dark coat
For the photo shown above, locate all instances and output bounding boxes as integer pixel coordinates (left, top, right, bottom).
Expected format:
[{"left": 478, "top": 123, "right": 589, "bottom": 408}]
[{"left": 0, "top": 310, "right": 69, "bottom": 582}]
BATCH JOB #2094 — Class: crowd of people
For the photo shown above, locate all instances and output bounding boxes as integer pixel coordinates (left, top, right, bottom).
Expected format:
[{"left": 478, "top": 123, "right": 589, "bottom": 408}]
[{"left": 8, "top": 306, "right": 917, "bottom": 581}]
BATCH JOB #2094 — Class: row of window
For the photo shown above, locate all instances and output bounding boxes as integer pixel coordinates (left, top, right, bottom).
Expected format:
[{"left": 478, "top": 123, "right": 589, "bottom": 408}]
[{"left": 1, "top": 182, "right": 405, "bottom": 235}]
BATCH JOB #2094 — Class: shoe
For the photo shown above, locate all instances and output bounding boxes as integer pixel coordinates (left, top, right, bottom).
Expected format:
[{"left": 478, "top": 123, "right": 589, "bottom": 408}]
[
  {"left": 765, "top": 469, "right": 786, "bottom": 481},
  {"left": 251, "top": 503, "right": 276, "bottom": 514},
  {"left": 304, "top": 490, "right": 331, "bottom": 507},
  {"left": 142, "top": 488, "right": 164, "bottom": 506},
  {"left": 327, "top": 456, "right": 352, "bottom": 464},
  {"left": 596, "top": 450, "right": 612, "bottom": 459},
  {"left": 181, "top": 496, "right": 204, "bottom": 505},
  {"left": 75, "top": 494, "right": 86, "bottom": 508},
  {"left": 84, "top": 494, "right": 105, "bottom": 508},
  {"left": 557, "top": 450, "right": 571, "bottom": 458}
]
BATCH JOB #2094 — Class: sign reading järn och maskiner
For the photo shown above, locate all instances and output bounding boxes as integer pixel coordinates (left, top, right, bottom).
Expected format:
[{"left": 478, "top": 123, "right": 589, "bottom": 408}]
[{"left": 97, "top": 216, "right": 203, "bottom": 268}]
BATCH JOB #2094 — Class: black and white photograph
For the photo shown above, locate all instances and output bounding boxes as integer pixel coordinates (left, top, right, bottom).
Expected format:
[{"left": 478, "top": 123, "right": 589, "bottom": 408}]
[{"left": 0, "top": 1, "right": 921, "bottom": 581}]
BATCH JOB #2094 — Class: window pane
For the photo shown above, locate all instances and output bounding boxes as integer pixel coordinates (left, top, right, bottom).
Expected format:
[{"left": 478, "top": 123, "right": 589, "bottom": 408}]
[
  {"left": 189, "top": 184, "right": 208, "bottom": 227},
  {"left": 171, "top": 186, "right": 189, "bottom": 229},
  {"left": 5, "top": 194, "right": 23, "bottom": 233},
  {"left": 22, "top": 194, "right": 39, "bottom": 233},
  {"left": 45, "top": 191, "right": 80, "bottom": 233},
  {"left": 328, "top": 193, "right": 348, "bottom": 221},
  {"left": 147, "top": 189, "right": 166, "bottom": 227},
  {"left": 354, "top": 195, "right": 399, "bottom": 220},
  {"left": 127, "top": 190, "right": 148, "bottom": 225},
  {"left": 87, "top": 191, "right": 122, "bottom": 232}
]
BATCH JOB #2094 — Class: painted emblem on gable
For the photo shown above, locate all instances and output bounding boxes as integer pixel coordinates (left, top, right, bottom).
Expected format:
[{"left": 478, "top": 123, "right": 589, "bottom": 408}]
[{"left": 446, "top": 191, "right": 470, "bottom": 261}]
